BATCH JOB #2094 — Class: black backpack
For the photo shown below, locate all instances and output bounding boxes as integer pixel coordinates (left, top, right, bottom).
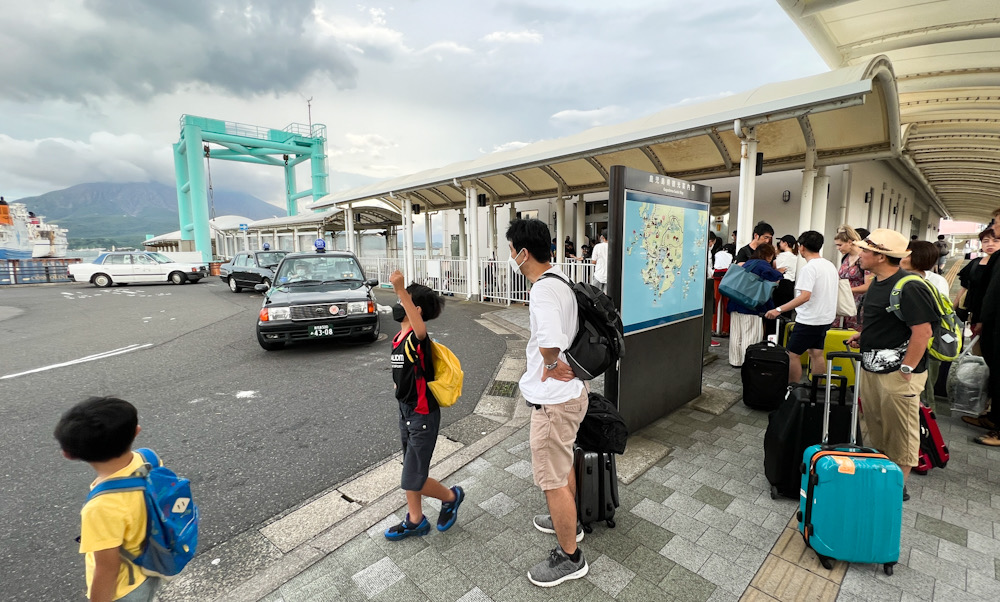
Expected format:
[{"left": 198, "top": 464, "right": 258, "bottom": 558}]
[
  {"left": 576, "top": 392, "right": 629, "bottom": 454},
  {"left": 538, "top": 273, "right": 625, "bottom": 380}
]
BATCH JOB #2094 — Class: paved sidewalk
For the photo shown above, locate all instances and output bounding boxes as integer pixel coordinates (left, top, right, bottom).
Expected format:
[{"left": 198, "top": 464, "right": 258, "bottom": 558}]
[{"left": 209, "top": 307, "right": 999, "bottom": 601}]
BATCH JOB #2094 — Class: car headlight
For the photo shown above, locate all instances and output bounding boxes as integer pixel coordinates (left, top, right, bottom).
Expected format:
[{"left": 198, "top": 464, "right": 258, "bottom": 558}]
[
  {"left": 347, "top": 302, "right": 368, "bottom": 314},
  {"left": 268, "top": 307, "right": 291, "bottom": 321}
]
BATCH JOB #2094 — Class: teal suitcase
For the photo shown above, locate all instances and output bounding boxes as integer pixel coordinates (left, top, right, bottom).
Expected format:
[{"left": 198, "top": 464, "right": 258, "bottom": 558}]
[{"left": 797, "top": 352, "right": 903, "bottom": 576}]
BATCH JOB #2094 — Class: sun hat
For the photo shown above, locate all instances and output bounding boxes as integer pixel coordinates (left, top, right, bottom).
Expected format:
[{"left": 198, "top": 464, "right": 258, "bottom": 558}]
[{"left": 854, "top": 228, "right": 911, "bottom": 258}]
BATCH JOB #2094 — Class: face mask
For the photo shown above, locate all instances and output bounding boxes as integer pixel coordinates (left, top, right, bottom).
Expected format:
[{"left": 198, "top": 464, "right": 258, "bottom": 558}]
[
  {"left": 391, "top": 303, "right": 406, "bottom": 322},
  {"left": 508, "top": 248, "right": 526, "bottom": 274}
]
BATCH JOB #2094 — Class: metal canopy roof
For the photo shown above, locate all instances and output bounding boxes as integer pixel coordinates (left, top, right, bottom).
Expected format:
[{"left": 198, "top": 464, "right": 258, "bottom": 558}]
[
  {"left": 310, "top": 55, "right": 899, "bottom": 213},
  {"left": 779, "top": 0, "right": 1000, "bottom": 221},
  {"left": 227, "top": 206, "right": 402, "bottom": 233}
]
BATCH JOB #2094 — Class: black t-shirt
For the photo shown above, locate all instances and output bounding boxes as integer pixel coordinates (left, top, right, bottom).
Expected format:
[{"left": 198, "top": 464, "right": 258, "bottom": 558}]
[
  {"left": 979, "top": 252, "right": 1000, "bottom": 325},
  {"left": 859, "top": 269, "right": 939, "bottom": 373},
  {"left": 391, "top": 329, "right": 438, "bottom": 414},
  {"left": 734, "top": 244, "right": 754, "bottom": 264}
]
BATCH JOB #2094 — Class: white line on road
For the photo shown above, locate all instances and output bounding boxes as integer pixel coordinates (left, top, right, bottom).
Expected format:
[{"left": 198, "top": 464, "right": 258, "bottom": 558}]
[{"left": 0, "top": 343, "right": 153, "bottom": 380}]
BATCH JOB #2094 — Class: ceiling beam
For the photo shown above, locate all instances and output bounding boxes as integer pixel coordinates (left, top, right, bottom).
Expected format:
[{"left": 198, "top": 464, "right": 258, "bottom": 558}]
[
  {"left": 640, "top": 147, "right": 667, "bottom": 174},
  {"left": 842, "top": 19, "right": 1000, "bottom": 62}
]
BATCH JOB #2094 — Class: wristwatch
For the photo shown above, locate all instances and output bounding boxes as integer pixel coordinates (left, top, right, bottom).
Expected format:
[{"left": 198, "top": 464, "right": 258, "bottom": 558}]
[
  {"left": 545, "top": 361, "right": 559, "bottom": 371},
  {"left": 900, "top": 364, "right": 914, "bottom": 374}
]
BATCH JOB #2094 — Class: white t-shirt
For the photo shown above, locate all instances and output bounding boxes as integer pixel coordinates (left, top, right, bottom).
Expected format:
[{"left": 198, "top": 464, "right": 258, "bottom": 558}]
[
  {"left": 793, "top": 257, "right": 840, "bottom": 325},
  {"left": 922, "top": 271, "right": 950, "bottom": 297},
  {"left": 775, "top": 251, "right": 797, "bottom": 281},
  {"left": 520, "top": 268, "right": 585, "bottom": 404},
  {"left": 592, "top": 242, "right": 609, "bottom": 283}
]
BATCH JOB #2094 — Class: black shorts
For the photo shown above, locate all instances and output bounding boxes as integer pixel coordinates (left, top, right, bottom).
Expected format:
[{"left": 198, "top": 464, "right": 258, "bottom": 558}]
[
  {"left": 398, "top": 402, "right": 441, "bottom": 491},
  {"left": 787, "top": 322, "right": 830, "bottom": 356}
]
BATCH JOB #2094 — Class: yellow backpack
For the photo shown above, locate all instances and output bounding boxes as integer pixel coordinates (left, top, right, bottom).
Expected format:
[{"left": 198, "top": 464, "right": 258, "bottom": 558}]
[{"left": 428, "top": 341, "right": 464, "bottom": 408}]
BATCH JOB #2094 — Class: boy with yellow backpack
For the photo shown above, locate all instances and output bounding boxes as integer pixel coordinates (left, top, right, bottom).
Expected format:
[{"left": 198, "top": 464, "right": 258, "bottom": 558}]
[{"left": 385, "top": 270, "right": 465, "bottom": 540}]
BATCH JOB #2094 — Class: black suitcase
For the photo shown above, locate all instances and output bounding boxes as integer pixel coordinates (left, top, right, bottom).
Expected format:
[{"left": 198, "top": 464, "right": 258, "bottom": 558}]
[
  {"left": 763, "top": 374, "right": 863, "bottom": 499},
  {"left": 742, "top": 341, "right": 789, "bottom": 411},
  {"left": 574, "top": 446, "right": 619, "bottom": 533}
]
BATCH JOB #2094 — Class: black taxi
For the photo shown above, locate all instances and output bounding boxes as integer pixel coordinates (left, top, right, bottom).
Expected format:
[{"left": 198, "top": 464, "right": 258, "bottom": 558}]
[{"left": 255, "top": 251, "right": 380, "bottom": 350}]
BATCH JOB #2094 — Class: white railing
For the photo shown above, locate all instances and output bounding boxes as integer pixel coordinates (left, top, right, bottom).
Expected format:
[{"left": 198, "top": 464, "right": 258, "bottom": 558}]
[{"left": 358, "top": 255, "right": 594, "bottom": 303}]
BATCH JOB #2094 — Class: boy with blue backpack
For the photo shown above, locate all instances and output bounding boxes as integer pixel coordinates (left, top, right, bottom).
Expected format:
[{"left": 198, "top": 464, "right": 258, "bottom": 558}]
[{"left": 55, "top": 397, "right": 197, "bottom": 601}]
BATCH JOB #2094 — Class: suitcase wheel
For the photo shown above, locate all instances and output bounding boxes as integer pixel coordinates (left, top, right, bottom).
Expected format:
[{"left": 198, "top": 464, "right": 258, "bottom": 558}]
[
  {"left": 606, "top": 519, "right": 616, "bottom": 528},
  {"left": 799, "top": 462, "right": 806, "bottom": 475},
  {"left": 770, "top": 485, "right": 779, "bottom": 500},
  {"left": 883, "top": 563, "right": 894, "bottom": 576},
  {"left": 583, "top": 524, "right": 594, "bottom": 534},
  {"left": 818, "top": 555, "right": 833, "bottom": 570}
]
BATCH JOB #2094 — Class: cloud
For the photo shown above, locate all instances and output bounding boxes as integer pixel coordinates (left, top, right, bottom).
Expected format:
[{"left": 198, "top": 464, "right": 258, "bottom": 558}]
[
  {"left": 340, "top": 133, "right": 398, "bottom": 158},
  {"left": 550, "top": 106, "right": 627, "bottom": 129},
  {"left": 482, "top": 30, "right": 543, "bottom": 44},
  {"left": 486, "top": 140, "right": 533, "bottom": 154},
  {"left": 1, "top": 0, "right": 358, "bottom": 103}
]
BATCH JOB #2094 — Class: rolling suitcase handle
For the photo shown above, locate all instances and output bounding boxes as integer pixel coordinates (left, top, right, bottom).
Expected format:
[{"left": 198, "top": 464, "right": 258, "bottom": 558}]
[{"left": 822, "top": 351, "right": 873, "bottom": 451}]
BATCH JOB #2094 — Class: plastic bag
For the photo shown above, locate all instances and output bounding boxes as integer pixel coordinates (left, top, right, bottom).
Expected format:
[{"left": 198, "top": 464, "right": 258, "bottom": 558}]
[{"left": 947, "top": 337, "right": 990, "bottom": 415}]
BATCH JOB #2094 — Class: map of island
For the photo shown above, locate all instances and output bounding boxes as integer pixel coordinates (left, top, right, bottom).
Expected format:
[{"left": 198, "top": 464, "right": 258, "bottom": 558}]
[{"left": 621, "top": 190, "right": 708, "bottom": 334}]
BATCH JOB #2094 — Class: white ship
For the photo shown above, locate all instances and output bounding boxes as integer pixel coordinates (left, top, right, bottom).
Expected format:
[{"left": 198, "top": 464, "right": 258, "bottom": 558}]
[{"left": 0, "top": 198, "right": 69, "bottom": 260}]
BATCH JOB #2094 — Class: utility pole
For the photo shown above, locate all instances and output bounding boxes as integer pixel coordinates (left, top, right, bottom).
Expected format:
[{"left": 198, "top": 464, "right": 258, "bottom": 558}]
[{"left": 306, "top": 97, "right": 313, "bottom": 133}]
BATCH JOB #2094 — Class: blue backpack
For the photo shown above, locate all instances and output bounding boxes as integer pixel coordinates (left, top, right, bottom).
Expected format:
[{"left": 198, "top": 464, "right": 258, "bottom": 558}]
[{"left": 86, "top": 448, "right": 199, "bottom": 579}]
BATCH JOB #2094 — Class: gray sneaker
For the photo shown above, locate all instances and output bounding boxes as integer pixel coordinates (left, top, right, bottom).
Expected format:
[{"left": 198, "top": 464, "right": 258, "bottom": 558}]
[
  {"left": 532, "top": 514, "right": 584, "bottom": 542},
  {"left": 527, "top": 547, "right": 588, "bottom": 587}
]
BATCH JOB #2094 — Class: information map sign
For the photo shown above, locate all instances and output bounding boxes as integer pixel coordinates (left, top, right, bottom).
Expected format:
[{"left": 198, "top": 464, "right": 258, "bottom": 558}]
[
  {"left": 621, "top": 189, "right": 709, "bottom": 334},
  {"left": 606, "top": 166, "right": 711, "bottom": 434}
]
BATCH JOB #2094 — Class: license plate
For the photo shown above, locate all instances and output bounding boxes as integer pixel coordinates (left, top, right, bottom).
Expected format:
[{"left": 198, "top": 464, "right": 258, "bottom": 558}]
[{"left": 309, "top": 324, "right": 335, "bottom": 337}]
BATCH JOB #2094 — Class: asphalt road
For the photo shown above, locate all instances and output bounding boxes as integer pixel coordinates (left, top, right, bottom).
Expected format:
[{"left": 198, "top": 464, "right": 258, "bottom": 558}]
[{"left": 0, "top": 279, "right": 505, "bottom": 601}]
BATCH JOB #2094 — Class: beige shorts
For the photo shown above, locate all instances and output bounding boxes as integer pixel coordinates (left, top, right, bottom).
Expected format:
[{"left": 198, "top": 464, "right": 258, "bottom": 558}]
[
  {"left": 529, "top": 390, "right": 588, "bottom": 491},
  {"left": 859, "top": 370, "right": 927, "bottom": 468}
]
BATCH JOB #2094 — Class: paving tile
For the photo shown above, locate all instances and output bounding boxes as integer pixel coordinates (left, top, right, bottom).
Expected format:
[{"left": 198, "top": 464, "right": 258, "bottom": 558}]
[
  {"left": 900, "top": 525, "right": 943, "bottom": 556},
  {"left": 721, "top": 478, "right": 760, "bottom": 500},
  {"left": 966, "top": 568, "right": 1000, "bottom": 599},
  {"left": 455, "top": 586, "right": 494, "bottom": 602},
  {"left": 966, "top": 530, "right": 1000, "bottom": 559},
  {"left": 585, "top": 554, "right": 636, "bottom": 597},
  {"left": 662, "top": 511, "right": 711, "bottom": 542},
  {"left": 371, "top": 576, "right": 429, "bottom": 602},
  {"left": 658, "top": 563, "right": 718, "bottom": 602},
  {"left": 871, "top": 558, "right": 936, "bottom": 601},
  {"left": 615, "top": 575, "right": 670, "bottom": 602},
  {"left": 456, "top": 551, "right": 521, "bottom": 597},
  {"left": 968, "top": 500, "right": 1000, "bottom": 523},
  {"left": 692, "top": 485, "right": 736, "bottom": 511},
  {"left": 749, "top": 555, "right": 839, "bottom": 602},
  {"left": 503, "top": 459, "right": 533, "bottom": 480},
  {"left": 478, "top": 492, "right": 520, "bottom": 519},
  {"left": 351, "top": 557, "right": 405, "bottom": 599},
  {"left": 622, "top": 541, "right": 676, "bottom": 585},
  {"left": 733, "top": 544, "right": 771, "bottom": 573},
  {"left": 697, "top": 526, "right": 747, "bottom": 561},
  {"left": 738, "top": 587, "right": 779, "bottom": 601},
  {"left": 624, "top": 516, "right": 675, "bottom": 551},
  {"left": 915, "top": 513, "right": 968, "bottom": 547},
  {"left": 938, "top": 539, "right": 995, "bottom": 574},
  {"left": 664, "top": 490, "right": 709, "bottom": 517},
  {"left": 907, "top": 547, "right": 967, "bottom": 590},
  {"left": 630, "top": 497, "right": 674, "bottom": 526},
  {"left": 929, "top": 581, "right": 982, "bottom": 602},
  {"left": 660, "top": 535, "right": 712, "bottom": 573},
  {"left": 697, "top": 553, "right": 756, "bottom": 595},
  {"left": 627, "top": 477, "right": 675, "bottom": 504},
  {"left": 730, "top": 519, "right": 781, "bottom": 551},
  {"left": 838, "top": 564, "right": 903, "bottom": 602},
  {"left": 725, "top": 498, "right": 772, "bottom": 526},
  {"left": 694, "top": 503, "right": 741, "bottom": 534},
  {"left": 770, "top": 527, "right": 847, "bottom": 582},
  {"left": 583, "top": 528, "right": 640, "bottom": 564},
  {"left": 906, "top": 497, "right": 945, "bottom": 520}
]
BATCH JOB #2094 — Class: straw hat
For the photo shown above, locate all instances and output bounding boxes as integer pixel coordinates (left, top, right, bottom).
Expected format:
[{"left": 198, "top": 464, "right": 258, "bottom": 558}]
[{"left": 853, "top": 228, "right": 911, "bottom": 258}]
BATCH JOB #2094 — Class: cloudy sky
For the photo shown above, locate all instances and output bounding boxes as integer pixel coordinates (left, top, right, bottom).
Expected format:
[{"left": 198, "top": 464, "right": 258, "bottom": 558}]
[{"left": 0, "top": 0, "right": 827, "bottom": 206}]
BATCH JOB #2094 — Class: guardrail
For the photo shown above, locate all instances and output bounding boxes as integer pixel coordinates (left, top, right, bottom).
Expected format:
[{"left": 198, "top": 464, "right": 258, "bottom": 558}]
[
  {"left": 358, "top": 256, "right": 595, "bottom": 303},
  {"left": 0, "top": 259, "right": 82, "bottom": 285}
]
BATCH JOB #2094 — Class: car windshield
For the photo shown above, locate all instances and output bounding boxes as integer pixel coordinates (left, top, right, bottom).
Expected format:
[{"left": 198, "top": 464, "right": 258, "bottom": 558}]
[
  {"left": 148, "top": 252, "right": 175, "bottom": 264},
  {"left": 275, "top": 256, "right": 364, "bottom": 285},
  {"left": 257, "top": 252, "right": 286, "bottom": 268}
]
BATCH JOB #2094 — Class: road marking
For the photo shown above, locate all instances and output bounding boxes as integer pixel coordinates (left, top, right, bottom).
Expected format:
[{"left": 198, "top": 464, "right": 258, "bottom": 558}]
[{"left": 0, "top": 344, "right": 153, "bottom": 380}]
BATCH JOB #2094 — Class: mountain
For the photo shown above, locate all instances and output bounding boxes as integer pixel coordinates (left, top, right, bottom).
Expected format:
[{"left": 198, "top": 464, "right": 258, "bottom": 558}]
[{"left": 13, "top": 182, "right": 283, "bottom": 249}]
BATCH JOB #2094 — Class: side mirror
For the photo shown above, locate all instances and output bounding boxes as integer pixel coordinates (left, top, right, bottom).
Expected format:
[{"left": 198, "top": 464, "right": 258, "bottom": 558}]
[
  {"left": 365, "top": 278, "right": 379, "bottom": 288},
  {"left": 254, "top": 284, "right": 269, "bottom": 292}
]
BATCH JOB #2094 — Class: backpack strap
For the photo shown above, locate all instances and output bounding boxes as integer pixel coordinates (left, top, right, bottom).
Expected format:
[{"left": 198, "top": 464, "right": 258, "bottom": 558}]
[
  {"left": 538, "top": 272, "right": 573, "bottom": 286},
  {"left": 85, "top": 449, "right": 161, "bottom": 502},
  {"left": 134, "top": 448, "right": 160, "bottom": 468},
  {"left": 886, "top": 274, "right": 926, "bottom": 319}
]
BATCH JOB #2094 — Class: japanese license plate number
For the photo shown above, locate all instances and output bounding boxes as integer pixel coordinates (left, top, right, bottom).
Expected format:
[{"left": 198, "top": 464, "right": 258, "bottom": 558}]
[{"left": 309, "top": 324, "right": 335, "bottom": 337}]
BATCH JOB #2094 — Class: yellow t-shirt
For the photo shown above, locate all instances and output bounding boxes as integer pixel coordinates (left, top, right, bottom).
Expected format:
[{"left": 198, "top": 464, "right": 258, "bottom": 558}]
[{"left": 79, "top": 452, "right": 149, "bottom": 600}]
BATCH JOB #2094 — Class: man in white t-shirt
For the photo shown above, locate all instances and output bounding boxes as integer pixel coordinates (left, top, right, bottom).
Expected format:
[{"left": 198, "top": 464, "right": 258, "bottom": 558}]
[
  {"left": 765, "top": 230, "right": 839, "bottom": 383},
  {"left": 590, "top": 229, "right": 609, "bottom": 293},
  {"left": 506, "top": 218, "right": 589, "bottom": 588}
]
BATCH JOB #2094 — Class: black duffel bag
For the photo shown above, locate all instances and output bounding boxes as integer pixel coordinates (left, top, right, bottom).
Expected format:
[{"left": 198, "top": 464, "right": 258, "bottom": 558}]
[{"left": 576, "top": 392, "right": 628, "bottom": 454}]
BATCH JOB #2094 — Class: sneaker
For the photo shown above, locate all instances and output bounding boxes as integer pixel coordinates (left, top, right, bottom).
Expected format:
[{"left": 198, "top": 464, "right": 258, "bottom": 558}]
[
  {"left": 533, "top": 514, "right": 584, "bottom": 542},
  {"left": 384, "top": 514, "right": 430, "bottom": 540},
  {"left": 437, "top": 486, "right": 465, "bottom": 531},
  {"left": 962, "top": 415, "right": 997, "bottom": 430},
  {"left": 974, "top": 431, "right": 1000, "bottom": 447},
  {"left": 710, "top": 339, "right": 721, "bottom": 347},
  {"left": 527, "top": 547, "right": 588, "bottom": 587},
  {"left": 903, "top": 486, "right": 910, "bottom": 502}
]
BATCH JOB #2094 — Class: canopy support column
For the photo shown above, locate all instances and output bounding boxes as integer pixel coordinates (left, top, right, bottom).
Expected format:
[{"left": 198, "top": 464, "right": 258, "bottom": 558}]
[
  {"left": 293, "top": 228, "right": 300, "bottom": 252},
  {"left": 345, "top": 204, "right": 356, "bottom": 254},
  {"left": 424, "top": 211, "right": 432, "bottom": 260},
  {"left": 555, "top": 193, "right": 566, "bottom": 263},
  {"left": 465, "top": 185, "right": 481, "bottom": 299},
  {"left": 811, "top": 166, "right": 830, "bottom": 239},
  {"left": 734, "top": 124, "right": 758, "bottom": 251},
  {"left": 403, "top": 198, "right": 416, "bottom": 283},
  {"left": 458, "top": 209, "right": 467, "bottom": 259},
  {"left": 799, "top": 148, "right": 817, "bottom": 237},
  {"left": 487, "top": 202, "right": 497, "bottom": 259},
  {"left": 575, "top": 195, "right": 586, "bottom": 259}
]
